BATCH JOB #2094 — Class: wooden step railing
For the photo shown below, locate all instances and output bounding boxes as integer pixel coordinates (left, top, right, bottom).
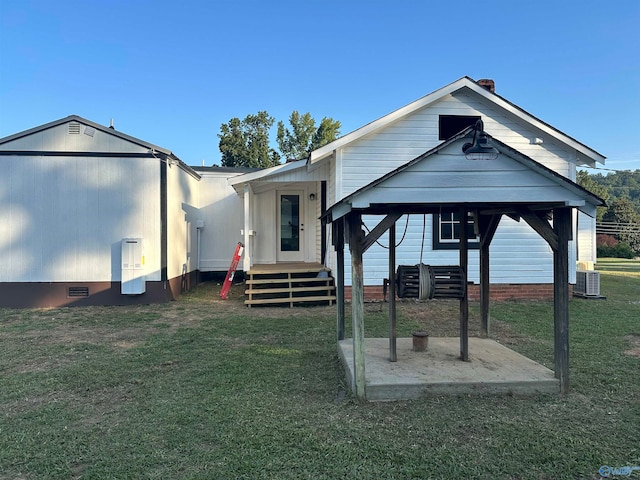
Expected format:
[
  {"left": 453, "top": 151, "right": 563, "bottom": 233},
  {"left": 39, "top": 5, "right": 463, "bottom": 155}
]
[{"left": 245, "top": 265, "right": 335, "bottom": 307}]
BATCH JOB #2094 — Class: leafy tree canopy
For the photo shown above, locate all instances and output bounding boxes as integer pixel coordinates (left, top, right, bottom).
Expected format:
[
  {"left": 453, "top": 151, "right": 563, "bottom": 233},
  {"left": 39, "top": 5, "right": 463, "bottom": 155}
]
[
  {"left": 602, "top": 197, "right": 640, "bottom": 253},
  {"left": 577, "top": 170, "right": 609, "bottom": 221},
  {"left": 581, "top": 169, "right": 640, "bottom": 255},
  {"left": 277, "top": 111, "right": 341, "bottom": 161},
  {"left": 218, "top": 110, "right": 341, "bottom": 167},
  {"left": 218, "top": 111, "right": 280, "bottom": 168}
]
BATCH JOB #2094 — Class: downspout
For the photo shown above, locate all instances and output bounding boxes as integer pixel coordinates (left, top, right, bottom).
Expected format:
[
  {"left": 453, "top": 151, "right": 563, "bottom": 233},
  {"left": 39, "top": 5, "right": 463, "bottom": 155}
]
[
  {"left": 196, "top": 221, "right": 204, "bottom": 278},
  {"left": 160, "top": 160, "right": 168, "bottom": 288}
]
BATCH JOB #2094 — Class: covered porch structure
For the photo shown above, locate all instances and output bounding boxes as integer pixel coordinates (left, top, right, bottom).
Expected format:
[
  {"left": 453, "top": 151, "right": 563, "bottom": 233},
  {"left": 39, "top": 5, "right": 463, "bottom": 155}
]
[{"left": 325, "top": 126, "right": 604, "bottom": 401}]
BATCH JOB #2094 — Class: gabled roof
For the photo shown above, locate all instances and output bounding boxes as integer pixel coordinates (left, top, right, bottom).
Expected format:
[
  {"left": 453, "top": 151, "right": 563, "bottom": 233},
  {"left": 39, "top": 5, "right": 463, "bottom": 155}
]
[
  {"left": 310, "top": 77, "right": 606, "bottom": 167},
  {"left": 0, "top": 115, "right": 171, "bottom": 154},
  {"left": 0, "top": 115, "right": 199, "bottom": 178},
  {"left": 325, "top": 127, "right": 605, "bottom": 222},
  {"left": 227, "top": 159, "right": 307, "bottom": 192},
  {"left": 192, "top": 165, "right": 261, "bottom": 174}
]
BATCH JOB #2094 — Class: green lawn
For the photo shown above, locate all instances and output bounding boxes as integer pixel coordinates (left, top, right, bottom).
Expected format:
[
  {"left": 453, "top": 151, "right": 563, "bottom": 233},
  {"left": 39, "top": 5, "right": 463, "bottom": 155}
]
[
  {"left": 1, "top": 269, "right": 638, "bottom": 479},
  {"left": 597, "top": 257, "right": 640, "bottom": 276}
]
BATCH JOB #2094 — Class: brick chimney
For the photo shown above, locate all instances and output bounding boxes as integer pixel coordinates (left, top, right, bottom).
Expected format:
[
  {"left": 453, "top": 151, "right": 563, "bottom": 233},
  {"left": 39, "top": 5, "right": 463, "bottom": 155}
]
[{"left": 477, "top": 79, "right": 495, "bottom": 93}]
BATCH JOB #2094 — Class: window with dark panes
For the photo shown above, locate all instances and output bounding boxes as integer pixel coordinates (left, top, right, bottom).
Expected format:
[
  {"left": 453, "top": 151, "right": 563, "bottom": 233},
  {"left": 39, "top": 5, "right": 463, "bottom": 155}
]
[{"left": 433, "top": 211, "right": 479, "bottom": 250}]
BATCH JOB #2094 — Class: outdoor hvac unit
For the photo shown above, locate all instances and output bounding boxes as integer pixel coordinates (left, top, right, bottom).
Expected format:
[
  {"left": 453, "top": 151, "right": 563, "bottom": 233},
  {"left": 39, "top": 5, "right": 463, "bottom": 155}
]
[
  {"left": 121, "top": 238, "right": 145, "bottom": 295},
  {"left": 575, "top": 269, "right": 600, "bottom": 297}
]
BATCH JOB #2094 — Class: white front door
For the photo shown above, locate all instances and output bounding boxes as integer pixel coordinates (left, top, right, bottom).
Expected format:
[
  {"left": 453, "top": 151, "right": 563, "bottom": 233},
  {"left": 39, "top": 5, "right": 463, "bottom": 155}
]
[{"left": 277, "top": 190, "right": 305, "bottom": 262}]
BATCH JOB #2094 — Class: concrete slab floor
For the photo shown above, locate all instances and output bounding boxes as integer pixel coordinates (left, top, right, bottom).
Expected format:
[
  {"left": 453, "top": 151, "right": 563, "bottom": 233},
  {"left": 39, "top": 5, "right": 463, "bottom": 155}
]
[{"left": 338, "top": 337, "right": 559, "bottom": 401}]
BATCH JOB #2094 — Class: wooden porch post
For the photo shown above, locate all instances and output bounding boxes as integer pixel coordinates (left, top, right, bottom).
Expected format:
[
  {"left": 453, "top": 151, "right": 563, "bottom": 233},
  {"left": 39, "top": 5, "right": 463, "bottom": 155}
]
[
  {"left": 242, "top": 183, "right": 253, "bottom": 272},
  {"left": 553, "top": 207, "right": 571, "bottom": 394},
  {"left": 333, "top": 219, "right": 346, "bottom": 342},
  {"left": 347, "top": 212, "right": 366, "bottom": 400},
  {"left": 459, "top": 205, "right": 469, "bottom": 362},
  {"left": 479, "top": 214, "right": 501, "bottom": 338},
  {"left": 388, "top": 220, "right": 397, "bottom": 362}
]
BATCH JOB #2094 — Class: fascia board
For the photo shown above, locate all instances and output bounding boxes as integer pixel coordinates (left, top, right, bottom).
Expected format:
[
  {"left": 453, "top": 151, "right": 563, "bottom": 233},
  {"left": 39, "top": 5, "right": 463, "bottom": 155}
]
[
  {"left": 0, "top": 114, "right": 175, "bottom": 158},
  {"left": 457, "top": 84, "right": 606, "bottom": 165},
  {"left": 310, "top": 77, "right": 605, "bottom": 166},
  {"left": 227, "top": 159, "right": 307, "bottom": 187},
  {"left": 309, "top": 77, "right": 473, "bottom": 164}
]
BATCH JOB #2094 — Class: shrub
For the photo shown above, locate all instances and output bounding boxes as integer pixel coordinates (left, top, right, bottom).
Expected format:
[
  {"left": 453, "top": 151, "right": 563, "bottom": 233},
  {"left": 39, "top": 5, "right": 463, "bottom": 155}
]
[
  {"left": 596, "top": 234, "right": 618, "bottom": 247},
  {"left": 597, "top": 242, "right": 635, "bottom": 259}
]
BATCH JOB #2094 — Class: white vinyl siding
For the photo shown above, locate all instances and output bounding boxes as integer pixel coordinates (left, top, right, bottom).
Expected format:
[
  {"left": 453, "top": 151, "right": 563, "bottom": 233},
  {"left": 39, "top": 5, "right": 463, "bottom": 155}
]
[
  {"left": 197, "top": 172, "right": 246, "bottom": 271},
  {"left": 352, "top": 140, "right": 589, "bottom": 208},
  {"left": 339, "top": 215, "right": 555, "bottom": 287},
  {"left": 249, "top": 182, "right": 319, "bottom": 266},
  {"left": 252, "top": 189, "right": 277, "bottom": 264},
  {"left": 337, "top": 93, "right": 575, "bottom": 199},
  {"left": 166, "top": 164, "right": 201, "bottom": 280},
  {"left": 577, "top": 212, "right": 597, "bottom": 263},
  {"left": 1, "top": 123, "right": 152, "bottom": 154},
  {"left": 328, "top": 91, "right": 585, "bottom": 287},
  {"left": 0, "top": 154, "right": 160, "bottom": 283}
]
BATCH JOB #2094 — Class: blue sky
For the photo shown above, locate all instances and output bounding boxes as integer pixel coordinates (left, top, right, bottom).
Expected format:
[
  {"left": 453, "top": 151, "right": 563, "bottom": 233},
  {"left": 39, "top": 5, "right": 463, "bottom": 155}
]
[{"left": 1, "top": 0, "right": 638, "bottom": 172}]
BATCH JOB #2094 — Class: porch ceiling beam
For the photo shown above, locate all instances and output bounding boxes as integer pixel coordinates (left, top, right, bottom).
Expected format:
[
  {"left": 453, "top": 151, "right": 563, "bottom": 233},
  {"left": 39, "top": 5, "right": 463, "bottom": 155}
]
[
  {"left": 362, "top": 212, "right": 403, "bottom": 253},
  {"left": 477, "top": 203, "right": 562, "bottom": 217}
]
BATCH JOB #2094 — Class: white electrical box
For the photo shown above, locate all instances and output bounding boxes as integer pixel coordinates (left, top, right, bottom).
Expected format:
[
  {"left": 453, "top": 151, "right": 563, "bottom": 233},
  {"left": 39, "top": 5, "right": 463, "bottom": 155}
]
[{"left": 121, "top": 238, "right": 145, "bottom": 294}]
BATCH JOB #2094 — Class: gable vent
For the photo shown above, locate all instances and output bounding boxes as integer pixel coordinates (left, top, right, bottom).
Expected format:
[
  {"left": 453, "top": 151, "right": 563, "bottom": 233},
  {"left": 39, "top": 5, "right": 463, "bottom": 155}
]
[
  {"left": 68, "top": 122, "right": 81, "bottom": 135},
  {"left": 68, "top": 286, "right": 89, "bottom": 297},
  {"left": 84, "top": 126, "right": 95, "bottom": 137}
]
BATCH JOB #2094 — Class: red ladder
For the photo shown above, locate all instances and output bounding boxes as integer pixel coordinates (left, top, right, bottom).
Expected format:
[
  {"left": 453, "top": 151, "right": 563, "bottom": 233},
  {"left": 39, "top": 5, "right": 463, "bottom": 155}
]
[{"left": 220, "top": 242, "right": 243, "bottom": 299}]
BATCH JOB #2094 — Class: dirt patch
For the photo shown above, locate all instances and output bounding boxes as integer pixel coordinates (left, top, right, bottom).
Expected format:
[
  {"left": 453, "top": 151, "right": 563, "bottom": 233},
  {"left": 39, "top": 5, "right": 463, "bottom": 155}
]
[{"left": 623, "top": 334, "right": 640, "bottom": 358}]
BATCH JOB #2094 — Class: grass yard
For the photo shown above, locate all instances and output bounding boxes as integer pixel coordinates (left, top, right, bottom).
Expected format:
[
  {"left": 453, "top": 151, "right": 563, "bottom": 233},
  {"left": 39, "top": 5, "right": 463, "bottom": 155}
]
[
  {"left": 597, "top": 257, "right": 640, "bottom": 276},
  {"left": 1, "top": 265, "right": 638, "bottom": 479}
]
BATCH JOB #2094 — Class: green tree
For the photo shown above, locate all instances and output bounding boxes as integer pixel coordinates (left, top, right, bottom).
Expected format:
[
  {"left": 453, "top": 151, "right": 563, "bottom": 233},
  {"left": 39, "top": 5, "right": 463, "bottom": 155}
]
[
  {"left": 585, "top": 169, "right": 640, "bottom": 216},
  {"left": 577, "top": 170, "right": 609, "bottom": 221},
  {"left": 276, "top": 111, "right": 341, "bottom": 161},
  {"left": 218, "top": 111, "right": 280, "bottom": 168},
  {"left": 602, "top": 197, "right": 640, "bottom": 254},
  {"left": 312, "top": 116, "right": 342, "bottom": 152}
]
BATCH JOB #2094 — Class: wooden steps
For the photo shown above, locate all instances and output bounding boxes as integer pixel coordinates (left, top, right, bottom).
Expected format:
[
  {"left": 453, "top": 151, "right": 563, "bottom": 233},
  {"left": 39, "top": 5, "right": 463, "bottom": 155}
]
[{"left": 245, "top": 264, "right": 336, "bottom": 307}]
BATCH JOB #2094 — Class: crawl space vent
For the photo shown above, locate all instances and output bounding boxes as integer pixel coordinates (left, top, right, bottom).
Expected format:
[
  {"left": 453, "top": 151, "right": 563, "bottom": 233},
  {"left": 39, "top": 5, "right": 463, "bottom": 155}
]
[
  {"left": 68, "top": 123, "right": 81, "bottom": 135},
  {"left": 68, "top": 286, "right": 89, "bottom": 297}
]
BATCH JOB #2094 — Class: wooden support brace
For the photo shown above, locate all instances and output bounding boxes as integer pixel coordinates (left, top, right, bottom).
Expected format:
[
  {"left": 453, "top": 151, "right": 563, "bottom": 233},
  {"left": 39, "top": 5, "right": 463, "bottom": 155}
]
[
  {"left": 363, "top": 212, "right": 403, "bottom": 253},
  {"left": 521, "top": 209, "right": 558, "bottom": 251}
]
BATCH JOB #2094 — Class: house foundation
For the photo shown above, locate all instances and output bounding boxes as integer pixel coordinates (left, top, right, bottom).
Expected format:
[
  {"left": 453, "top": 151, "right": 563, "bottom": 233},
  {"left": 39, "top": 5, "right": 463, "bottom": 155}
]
[{"left": 343, "top": 283, "right": 572, "bottom": 302}]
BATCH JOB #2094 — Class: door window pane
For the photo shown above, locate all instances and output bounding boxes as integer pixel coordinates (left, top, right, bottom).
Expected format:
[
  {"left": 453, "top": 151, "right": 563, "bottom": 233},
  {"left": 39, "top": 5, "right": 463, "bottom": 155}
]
[{"left": 280, "top": 195, "right": 300, "bottom": 251}]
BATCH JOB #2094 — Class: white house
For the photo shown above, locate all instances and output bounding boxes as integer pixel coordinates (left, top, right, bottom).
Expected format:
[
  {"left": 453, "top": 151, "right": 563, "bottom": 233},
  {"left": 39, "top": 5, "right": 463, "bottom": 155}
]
[
  {"left": 0, "top": 116, "right": 248, "bottom": 308},
  {"left": 0, "top": 77, "right": 605, "bottom": 308},
  {"left": 230, "top": 77, "right": 605, "bottom": 301}
]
